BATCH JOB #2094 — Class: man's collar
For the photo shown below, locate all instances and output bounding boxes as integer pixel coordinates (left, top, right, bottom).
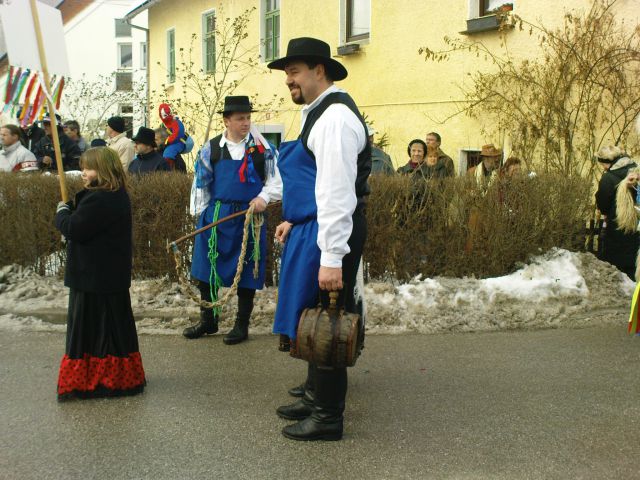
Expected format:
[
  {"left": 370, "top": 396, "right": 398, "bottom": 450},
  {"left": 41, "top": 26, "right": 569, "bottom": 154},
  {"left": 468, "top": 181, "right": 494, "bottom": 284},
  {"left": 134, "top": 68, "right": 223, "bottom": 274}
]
[
  {"left": 302, "top": 84, "right": 342, "bottom": 113},
  {"left": 220, "top": 131, "right": 250, "bottom": 148}
]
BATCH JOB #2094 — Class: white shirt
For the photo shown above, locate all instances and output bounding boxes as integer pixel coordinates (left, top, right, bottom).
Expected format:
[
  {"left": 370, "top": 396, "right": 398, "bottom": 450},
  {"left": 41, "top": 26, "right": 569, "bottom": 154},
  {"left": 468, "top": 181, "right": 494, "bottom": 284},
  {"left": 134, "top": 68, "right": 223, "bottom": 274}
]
[
  {"left": 218, "top": 131, "right": 282, "bottom": 205},
  {"left": 189, "top": 129, "right": 282, "bottom": 216},
  {"left": 301, "top": 85, "right": 367, "bottom": 268}
]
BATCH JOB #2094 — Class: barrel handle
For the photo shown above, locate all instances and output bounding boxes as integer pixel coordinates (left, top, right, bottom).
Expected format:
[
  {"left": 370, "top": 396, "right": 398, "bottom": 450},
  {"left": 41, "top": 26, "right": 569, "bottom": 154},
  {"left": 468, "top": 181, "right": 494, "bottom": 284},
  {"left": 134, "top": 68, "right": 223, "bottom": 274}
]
[{"left": 329, "top": 291, "right": 339, "bottom": 311}]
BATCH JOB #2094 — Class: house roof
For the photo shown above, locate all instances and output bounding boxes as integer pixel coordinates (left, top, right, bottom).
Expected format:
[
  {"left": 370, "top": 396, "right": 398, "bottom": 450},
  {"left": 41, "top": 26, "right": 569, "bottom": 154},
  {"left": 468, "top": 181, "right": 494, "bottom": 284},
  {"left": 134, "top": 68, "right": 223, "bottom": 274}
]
[{"left": 124, "top": 0, "right": 163, "bottom": 21}]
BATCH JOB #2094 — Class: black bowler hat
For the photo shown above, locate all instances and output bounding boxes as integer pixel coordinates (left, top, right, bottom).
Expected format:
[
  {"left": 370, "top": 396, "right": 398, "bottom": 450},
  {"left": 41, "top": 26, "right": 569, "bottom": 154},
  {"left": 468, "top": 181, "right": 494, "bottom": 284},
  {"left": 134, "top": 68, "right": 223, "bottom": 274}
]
[
  {"left": 267, "top": 37, "right": 348, "bottom": 81},
  {"left": 217, "top": 95, "right": 254, "bottom": 115},
  {"left": 107, "top": 116, "right": 126, "bottom": 133},
  {"left": 132, "top": 126, "right": 156, "bottom": 146}
]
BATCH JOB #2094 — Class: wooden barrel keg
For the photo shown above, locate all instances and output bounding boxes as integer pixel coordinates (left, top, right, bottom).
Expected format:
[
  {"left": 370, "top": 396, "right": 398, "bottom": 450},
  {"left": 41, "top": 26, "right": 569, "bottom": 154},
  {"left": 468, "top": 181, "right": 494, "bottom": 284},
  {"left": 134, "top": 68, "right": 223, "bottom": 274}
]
[{"left": 290, "top": 291, "right": 361, "bottom": 368}]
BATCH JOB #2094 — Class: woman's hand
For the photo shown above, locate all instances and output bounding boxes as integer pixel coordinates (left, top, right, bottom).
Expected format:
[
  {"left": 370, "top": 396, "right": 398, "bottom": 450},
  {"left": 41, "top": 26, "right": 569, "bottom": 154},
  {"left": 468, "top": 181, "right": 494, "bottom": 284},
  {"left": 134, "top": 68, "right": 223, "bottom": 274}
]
[
  {"left": 275, "top": 221, "right": 293, "bottom": 244},
  {"left": 626, "top": 172, "right": 640, "bottom": 187}
]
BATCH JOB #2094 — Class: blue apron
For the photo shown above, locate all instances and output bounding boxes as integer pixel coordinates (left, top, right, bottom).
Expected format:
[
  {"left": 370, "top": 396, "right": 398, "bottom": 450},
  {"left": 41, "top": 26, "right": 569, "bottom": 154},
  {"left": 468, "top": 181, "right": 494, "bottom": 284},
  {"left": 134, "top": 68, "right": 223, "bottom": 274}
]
[
  {"left": 273, "top": 140, "right": 322, "bottom": 340},
  {"left": 191, "top": 157, "right": 266, "bottom": 290}
]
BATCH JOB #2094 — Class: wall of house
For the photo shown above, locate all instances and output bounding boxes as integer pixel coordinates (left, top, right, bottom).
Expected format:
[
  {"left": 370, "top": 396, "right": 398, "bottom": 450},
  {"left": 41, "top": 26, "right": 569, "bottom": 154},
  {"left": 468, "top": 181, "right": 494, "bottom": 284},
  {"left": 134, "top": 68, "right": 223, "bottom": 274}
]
[{"left": 146, "top": 0, "right": 640, "bottom": 172}]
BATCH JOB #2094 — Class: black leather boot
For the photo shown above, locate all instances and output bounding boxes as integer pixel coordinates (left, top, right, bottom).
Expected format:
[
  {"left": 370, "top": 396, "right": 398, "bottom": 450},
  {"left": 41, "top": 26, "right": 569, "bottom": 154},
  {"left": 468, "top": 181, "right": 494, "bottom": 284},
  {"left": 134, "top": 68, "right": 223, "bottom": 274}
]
[
  {"left": 288, "top": 363, "right": 316, "bottom": 397},
  {"left": 182, "top": 309, "right": 218, "bottom": 339},
  {"left": 223, "top": 288, "right": 254, "bottom": 345},
  {"left": 276, "top": 390, "right": 314, "bottom": 420},
  {"left": 281, "top": 367, "right": 346, "bottom": 441}
]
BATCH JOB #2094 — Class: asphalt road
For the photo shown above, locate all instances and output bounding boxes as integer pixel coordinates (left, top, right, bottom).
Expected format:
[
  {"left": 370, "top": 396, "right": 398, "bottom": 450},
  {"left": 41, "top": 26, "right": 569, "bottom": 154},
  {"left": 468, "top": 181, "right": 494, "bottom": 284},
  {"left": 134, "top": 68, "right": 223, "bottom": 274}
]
[{"left": 1, "top": 326, "right": 639, "bottom": 480}]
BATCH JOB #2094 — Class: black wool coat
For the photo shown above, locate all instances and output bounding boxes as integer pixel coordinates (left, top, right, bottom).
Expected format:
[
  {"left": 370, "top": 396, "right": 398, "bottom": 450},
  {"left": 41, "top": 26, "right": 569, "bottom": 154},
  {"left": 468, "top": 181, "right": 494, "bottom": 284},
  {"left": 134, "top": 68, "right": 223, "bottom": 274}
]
[
  {"left": 128, "top": 150, "right": 169, "bottom": 175},
  {"left": 595, "top": 159, "right": 640, "bottom": 277},
  {"left": 55, "top": 187, "right": 133, "bottom": 293}
]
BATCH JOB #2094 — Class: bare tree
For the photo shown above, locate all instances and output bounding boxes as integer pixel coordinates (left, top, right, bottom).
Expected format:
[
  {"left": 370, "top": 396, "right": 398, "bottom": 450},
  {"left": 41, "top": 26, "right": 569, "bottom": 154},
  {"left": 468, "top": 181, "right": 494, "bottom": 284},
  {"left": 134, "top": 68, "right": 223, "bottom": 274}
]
[
  {"left": 420, "top": 0, "right": 640, "bottom": 178},
  {"left": 150, "top": 6, "right": 284, "bottom": 154},
  {"left": 60, "top": 73, "right": 146, "bottom": 139}
]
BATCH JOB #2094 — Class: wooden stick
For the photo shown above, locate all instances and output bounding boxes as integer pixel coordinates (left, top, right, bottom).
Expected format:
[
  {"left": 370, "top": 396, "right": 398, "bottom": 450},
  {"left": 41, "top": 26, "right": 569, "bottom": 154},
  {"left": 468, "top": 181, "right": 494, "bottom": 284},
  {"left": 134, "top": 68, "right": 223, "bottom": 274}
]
[
  {"left": 29, "top": 0, "right": 68, "bottom": 202},
  {"left": 168, "top": 201, "right": 281, "bottom": 252}
]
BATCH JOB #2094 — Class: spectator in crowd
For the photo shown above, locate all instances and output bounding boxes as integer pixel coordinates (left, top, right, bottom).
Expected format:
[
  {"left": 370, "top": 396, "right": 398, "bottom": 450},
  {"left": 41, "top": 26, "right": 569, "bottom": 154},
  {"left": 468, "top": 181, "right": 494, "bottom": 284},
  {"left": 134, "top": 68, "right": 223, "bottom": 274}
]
[
  {"left": 127, "top": 127, "right": 169, "bottom": 175},
  {"left": 105, "top": 116, "right": 134, "bottom": 171},
  {"left": 397, "top": 139, "right": 428, "bottom": 175},
  {"left": 63, "top": 120, "right": 87, "bottom": 153},
  {"left": 595, "top": 145, "right": 639, "bottom": 280},
  {"left": 467, "top": 144, "right": 502, "bottom": 186},
  {"left": 54, "top": 146, "right": 145, "bottom": 400},
  {"left": 419, "top": 143, "right": 454, "bottom": 180},
  {"left": 19, "top": 120, "right": 46, "bottom": 151},
  {"left": 426, "top": 131, "right": 455, "bottom": 176},
  {"left": 90, "top": 138, "right": 107, "bottom": 147},
  {"left": 32, "top": 113, "right": 81, "bottom": 172},
  {"left": 500, "top": 157, "right": 523, "bottom": 178},
  {"left": 367, "top": 125, "right": 394, "bottom": 175},
  {"left": 0, "top": 124, "right": 39, "bottom": 172},
  {"left": 155, "top": 126, "right": 187, "bottom": 172}
]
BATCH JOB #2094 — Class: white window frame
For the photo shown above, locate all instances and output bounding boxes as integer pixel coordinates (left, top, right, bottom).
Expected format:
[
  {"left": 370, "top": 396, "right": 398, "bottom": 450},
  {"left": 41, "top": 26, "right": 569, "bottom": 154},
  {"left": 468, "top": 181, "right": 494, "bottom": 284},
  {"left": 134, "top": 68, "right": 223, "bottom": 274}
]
[
  {"left": 458, "top": 148, "right": 482, "bottom": 175},
  {"left": 167, "top": 28, "right": 176, "bottom": 83},
  {"left": 140, "top": 42, "right": 147, "bottom": 70},
  {"left": 117, "top": 43, "right": 133, "bottom": 70},
  {"left": 254, "top": 123, "right": 285, "bottom": 147},
  {"left": 260, "top": 0, "right": 280, "bottom": 62},
  {"left": 201, "top": 9, "right": 216, "bottom": 73},
  {"left": 339, "top": 0, "right": 370, "bottom": 46}
]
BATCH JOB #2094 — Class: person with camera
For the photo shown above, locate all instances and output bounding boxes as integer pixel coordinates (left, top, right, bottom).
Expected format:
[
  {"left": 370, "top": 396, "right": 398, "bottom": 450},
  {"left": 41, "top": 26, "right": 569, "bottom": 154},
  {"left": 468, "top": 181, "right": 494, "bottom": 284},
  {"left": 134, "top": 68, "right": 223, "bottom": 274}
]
[
  {"left": 268, "top": 37, "right": 371, "bottom": 441},
  {"left": 32, "top": 113, "right": 81, "bottom": 172}
]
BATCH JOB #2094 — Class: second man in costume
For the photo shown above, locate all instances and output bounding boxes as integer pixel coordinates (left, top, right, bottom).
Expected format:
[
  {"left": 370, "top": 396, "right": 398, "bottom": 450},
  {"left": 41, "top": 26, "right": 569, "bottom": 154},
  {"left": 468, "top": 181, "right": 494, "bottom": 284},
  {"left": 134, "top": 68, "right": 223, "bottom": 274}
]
[{"left": 185, "top": 96, "right": 282, "bottom": 344}]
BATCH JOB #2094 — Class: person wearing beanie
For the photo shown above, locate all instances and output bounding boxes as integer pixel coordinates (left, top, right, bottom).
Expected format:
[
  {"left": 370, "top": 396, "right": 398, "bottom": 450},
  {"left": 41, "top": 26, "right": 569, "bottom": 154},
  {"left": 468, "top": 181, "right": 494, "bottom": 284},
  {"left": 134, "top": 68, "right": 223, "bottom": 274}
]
[
  {"left": 106, "top": 116, "right": 134, "bottom": 170},
  {"left": 128, "top": 127, "right": 169, "bottom": 175}
]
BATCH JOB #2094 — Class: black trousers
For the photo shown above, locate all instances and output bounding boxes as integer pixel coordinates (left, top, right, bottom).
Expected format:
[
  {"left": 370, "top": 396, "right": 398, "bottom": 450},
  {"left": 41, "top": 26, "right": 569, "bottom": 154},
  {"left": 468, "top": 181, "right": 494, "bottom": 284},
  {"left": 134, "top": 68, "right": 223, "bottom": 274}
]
[
  {"left": 198, "top": 281, "right": 255, "bottom": 318},
  {"left": 307, "top": 204, "right": 367, "bottom": 410}
]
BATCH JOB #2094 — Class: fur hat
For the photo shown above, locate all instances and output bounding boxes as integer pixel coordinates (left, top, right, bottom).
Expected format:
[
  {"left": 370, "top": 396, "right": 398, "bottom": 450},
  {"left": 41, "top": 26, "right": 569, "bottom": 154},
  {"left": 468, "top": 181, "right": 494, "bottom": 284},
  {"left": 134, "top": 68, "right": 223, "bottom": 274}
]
[{"left": 596, "top": 145, "right": 627, "bottom": 164}]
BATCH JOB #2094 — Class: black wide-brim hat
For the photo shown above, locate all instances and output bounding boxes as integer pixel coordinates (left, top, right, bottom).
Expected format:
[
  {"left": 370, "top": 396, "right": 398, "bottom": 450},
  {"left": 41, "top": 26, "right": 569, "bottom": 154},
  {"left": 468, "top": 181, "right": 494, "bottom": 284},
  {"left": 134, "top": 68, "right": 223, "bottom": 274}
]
[
  {"left": 217, "top": 95, "right": 255, "bottom": 115},
  {"left": 267, "top": 37, "right": 348, "bottom": 81},
  {"left": 132, "top": 126, "right": 156, "bottom": 146}
]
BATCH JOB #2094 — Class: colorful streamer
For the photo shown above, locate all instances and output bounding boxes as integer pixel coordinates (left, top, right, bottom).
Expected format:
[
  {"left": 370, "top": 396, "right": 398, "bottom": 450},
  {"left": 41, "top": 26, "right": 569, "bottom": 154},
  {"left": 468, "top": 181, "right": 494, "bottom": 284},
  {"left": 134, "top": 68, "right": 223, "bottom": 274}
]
[
  {"left": 4, "top": 65, "right": 15, "bottom": 106},
  {"left": 18, "top": 73, "right": 38, "bottom": 121},
  {"left": 629, "top": 282, "right": 640, "bottom": 335}
]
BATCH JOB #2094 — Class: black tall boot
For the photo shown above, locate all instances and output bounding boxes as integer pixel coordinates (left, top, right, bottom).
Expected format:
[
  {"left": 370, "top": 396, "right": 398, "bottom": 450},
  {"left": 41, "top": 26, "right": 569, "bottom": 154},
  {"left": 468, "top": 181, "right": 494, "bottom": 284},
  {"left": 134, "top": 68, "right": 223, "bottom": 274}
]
[
  {"left": 182, "top": 308, "right": 218, "bottom": 339},
  {"left": 224, "top": 288, "right": 254, "bottom": 345},
  {"left": 276, "top": 389, "right": 314, "bottom": 420},
  {"left": 288, "top": 363, "right": 316, "bottom": 397},
  {"left": 281, "top": 366, "right": 346, "bottom": 441}
]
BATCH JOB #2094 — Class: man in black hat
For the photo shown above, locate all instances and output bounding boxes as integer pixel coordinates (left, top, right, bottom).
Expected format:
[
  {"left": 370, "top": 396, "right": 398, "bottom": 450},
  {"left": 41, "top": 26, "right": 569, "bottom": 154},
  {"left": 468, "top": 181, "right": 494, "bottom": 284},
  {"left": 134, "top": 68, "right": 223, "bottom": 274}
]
[
  {"left": 268, "top": 37, "right": 371, "bottom": 441},
  {"left": 32, "top": 113, "right": 81, "bottom": 171},
  {"left": 185, "top": 95, "right": 282, "bottom": 345},
  {"left": 106, "top": 115, "right": 134, "bottom": 170},
  {"left": 128, "top": 127, "right": 170, "bottom": 175}
]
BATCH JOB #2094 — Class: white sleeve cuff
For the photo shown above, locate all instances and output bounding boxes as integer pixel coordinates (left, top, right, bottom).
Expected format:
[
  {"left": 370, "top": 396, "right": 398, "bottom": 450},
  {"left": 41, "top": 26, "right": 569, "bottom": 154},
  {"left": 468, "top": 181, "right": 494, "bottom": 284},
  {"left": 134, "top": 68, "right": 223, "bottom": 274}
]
[
  {"left": 257, "top": 191, "right": 270, "bottom": 204},
  {"left": 320, "top": 252, "right": 343, "bottom": 268}
]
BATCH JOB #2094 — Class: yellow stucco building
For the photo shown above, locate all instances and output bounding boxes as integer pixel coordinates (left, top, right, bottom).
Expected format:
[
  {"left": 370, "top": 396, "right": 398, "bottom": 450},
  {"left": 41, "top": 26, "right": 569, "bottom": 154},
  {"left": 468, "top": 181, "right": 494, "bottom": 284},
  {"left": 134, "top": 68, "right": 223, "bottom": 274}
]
[{"left": 126, "top": 0, "right": 640, "bottom": 173}]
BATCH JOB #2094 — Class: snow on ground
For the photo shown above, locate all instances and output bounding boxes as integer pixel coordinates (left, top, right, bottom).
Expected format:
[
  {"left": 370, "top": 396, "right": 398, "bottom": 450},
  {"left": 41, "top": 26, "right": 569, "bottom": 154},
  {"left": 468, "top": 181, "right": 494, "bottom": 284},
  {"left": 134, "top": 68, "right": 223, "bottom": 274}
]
[{"left": 0, "top": 248, "right": 634, "bottom": 335}]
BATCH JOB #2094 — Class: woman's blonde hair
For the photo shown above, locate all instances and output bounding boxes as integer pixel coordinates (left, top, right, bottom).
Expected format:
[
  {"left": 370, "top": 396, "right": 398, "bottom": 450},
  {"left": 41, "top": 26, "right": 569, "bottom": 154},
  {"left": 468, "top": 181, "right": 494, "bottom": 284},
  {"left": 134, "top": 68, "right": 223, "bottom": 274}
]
[
  {"left": 80, "top": 147, "right": 127, "bottom": 191},
  {"left": 615, "top": 166, "right": 640, "bottom": 234}
]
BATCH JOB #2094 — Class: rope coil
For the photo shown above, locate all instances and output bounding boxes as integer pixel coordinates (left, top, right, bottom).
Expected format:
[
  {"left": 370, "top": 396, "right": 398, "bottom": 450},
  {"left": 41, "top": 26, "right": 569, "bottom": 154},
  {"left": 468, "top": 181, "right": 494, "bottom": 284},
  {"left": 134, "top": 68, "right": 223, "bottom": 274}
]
[{"left": 172, "top": 204, "right": 264, "bottom": 311}]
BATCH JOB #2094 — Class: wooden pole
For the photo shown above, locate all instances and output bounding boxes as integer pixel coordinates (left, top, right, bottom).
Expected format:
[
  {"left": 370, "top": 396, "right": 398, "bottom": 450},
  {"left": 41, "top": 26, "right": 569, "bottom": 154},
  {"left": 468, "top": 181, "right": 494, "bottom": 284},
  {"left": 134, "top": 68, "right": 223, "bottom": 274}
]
[{"left": 29, "top": 0, "right": 68, "bottom": 202}]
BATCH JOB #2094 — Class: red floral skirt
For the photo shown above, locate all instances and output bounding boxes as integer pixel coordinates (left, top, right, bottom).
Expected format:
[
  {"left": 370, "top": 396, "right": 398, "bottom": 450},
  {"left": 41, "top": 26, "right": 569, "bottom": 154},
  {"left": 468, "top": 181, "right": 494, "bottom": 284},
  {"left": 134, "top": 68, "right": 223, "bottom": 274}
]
[{"left": 57, "top": 289, "right": 146, "bottom": 400}]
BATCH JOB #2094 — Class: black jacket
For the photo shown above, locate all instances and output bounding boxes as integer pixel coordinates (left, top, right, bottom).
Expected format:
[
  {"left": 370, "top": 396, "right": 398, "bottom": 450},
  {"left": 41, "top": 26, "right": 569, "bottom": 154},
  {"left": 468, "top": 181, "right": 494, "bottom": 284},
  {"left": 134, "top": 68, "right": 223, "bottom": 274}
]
[
  {"left": 128, "top": 150, "right": 169, "bottom": 175},
  {"left": 32, "top": 131, "right": 81, "bottom": 171},
  {"left": 595, "top": 157, "right": 640, "bottom": 276},
  {"left": 55, "top": 187, "right": 132, "bottom": 293}
]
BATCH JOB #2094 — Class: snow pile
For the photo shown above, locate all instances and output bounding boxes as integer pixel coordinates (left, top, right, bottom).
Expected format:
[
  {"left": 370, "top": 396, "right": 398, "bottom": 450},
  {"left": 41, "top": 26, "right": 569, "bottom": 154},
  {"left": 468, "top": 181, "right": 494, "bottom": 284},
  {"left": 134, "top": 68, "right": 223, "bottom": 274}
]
[{"left": 0, "top": 249, "right": 633, "bottom": 335}]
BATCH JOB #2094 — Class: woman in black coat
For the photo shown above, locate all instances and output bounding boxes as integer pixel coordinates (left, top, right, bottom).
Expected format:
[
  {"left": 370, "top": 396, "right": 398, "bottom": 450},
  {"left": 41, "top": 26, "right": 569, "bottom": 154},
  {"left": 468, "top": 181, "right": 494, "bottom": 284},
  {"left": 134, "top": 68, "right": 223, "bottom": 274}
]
[
  {"left": 55, "top": 146, "right": 145, "bottom": 400},
  {"left": 595, "top": 146, "right": 639, "bottom": 280}
]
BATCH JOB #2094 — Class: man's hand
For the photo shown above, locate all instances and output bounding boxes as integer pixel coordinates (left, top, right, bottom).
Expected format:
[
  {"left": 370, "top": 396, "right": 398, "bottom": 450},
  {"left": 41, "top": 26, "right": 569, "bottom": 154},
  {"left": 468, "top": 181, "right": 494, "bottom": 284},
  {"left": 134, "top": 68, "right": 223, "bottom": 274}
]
[
  {"left": 275, "top": 221, "right": 292, "bottom": 244},
  {"left": 249, "top": 197, "right": 267, "bottom": 213},
  {"left": 42, "top": 156, "right": 53, "bottom": 166},
  {"left": 319, "top": 266, "right": 343, "bottom": 291}
]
